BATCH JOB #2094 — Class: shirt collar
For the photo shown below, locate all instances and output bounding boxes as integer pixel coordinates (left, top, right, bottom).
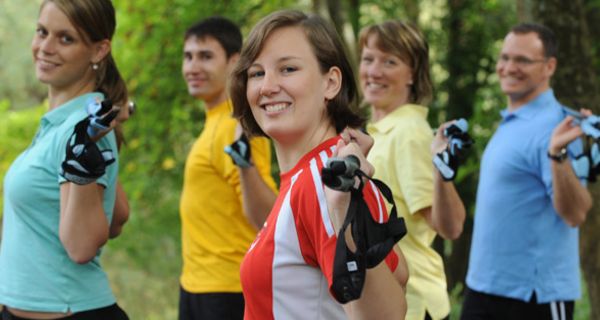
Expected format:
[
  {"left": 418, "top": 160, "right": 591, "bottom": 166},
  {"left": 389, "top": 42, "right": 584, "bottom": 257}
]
[
  {"left": 43, "top": 92, "right": 103, "bottom": 126},
  {"left": 500, "top": 89, "right": 555, "bottom": 121},
  {"left": 367, "top": 104, "right": 428, "bottom": 134},
  {"left": 206, "top": 99, "right": 233, "bottom": 118}
]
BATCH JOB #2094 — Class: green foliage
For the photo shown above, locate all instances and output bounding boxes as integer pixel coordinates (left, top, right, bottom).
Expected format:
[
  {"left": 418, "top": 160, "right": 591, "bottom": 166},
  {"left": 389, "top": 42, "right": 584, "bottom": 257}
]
[
  {"left": 0, "top": 0, "right": 46, "bottom": 108},
  {"left": 1, "top": 0, "right": 599, "bottom": 318}
]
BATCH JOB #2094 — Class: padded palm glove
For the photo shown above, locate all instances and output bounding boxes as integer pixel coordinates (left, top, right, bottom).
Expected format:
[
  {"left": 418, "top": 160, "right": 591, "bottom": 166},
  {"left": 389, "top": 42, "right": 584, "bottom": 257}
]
[
  {"left": 61, "top": 118, "right": 115, "bottom": 185},
  {"left": 434, "top": 119, "right": 473, "bottom": 181},
  {"left": 433, "top": 150, "right": 459, "bottom": 181},
  {"left": 224, "top": 134, "right": 252, "bottom": 168},
  {"left": 86, "top": 98, "right": 119, "bottom": 138},
  {"left": 565, "top": 108, "right": 600, "bottom": 182},
  {"left": 572, "top": 140, "right": 600, "bottom": 182}
]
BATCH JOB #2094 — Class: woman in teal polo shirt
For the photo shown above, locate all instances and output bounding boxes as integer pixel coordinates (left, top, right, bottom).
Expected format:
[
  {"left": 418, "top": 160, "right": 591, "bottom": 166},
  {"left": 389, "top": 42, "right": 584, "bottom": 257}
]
[
  {"left": 358, "top": 21, "right": 466, "bottom": 320},
  {"left": 0, "top": 0, "right": 129, "bottom": 319}
]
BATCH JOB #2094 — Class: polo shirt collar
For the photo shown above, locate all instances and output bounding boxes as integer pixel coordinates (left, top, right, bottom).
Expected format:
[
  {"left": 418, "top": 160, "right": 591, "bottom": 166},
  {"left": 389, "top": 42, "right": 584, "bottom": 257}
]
[
  {"left": 43, "top": 92, "right": 103, "bottom": 126},
  {"left": 206, "top": 99, "right": 233, "bottom": 118},
  {"left": 368, "top": 104, "right": 428, "bottom": 134},
  {"left": 500, "top": 89, "right": 555, "bottom": 121}
]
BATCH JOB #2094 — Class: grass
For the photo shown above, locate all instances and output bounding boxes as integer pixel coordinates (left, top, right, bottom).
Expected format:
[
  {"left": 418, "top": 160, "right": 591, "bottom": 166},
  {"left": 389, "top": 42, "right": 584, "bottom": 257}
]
[{"left": 103, "top": 248, "right": 180, "bottom": 319}]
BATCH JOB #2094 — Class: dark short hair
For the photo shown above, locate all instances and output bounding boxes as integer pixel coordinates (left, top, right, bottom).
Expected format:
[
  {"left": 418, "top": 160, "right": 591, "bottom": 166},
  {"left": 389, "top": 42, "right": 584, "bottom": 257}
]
[
  {"left": 358, "top": 20, "right": 432, "bottom": 105},
  {"left": 184, "top": 16, "right": 242, "bottom": 58},
  {"left": 511, "top": 23, "right": 557, "bottom": 58},
  {"left": 230, "top": 10, "right": 365, "bottom": 137}
]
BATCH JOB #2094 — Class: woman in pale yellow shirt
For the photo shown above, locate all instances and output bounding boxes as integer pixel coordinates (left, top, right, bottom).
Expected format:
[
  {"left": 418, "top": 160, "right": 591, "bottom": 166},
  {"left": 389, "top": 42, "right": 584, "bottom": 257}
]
[{"left": 358, "top": 20, "right": 466, "bottom": 320}]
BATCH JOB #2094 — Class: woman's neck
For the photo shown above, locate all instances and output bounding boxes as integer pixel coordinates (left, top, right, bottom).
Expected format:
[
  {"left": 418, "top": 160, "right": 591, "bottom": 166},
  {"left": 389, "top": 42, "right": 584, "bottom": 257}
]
[
  {"left": 47, "top": 81, "right": 95, "bottom": 110},
  {"left": 274, "top": 125, "right": 337, "bottom": 173},
  {"left": 371, "top": 103, "right": 407, "bottom": 122}
]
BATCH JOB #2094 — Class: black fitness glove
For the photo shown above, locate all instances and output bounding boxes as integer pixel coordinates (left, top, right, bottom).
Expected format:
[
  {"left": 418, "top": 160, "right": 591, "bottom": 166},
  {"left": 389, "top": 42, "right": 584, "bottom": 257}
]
[
  {"left": 86, "top": 98, "right": 120, "bottom": 137},
  {"left": 433, "top": 119, "right": 473, "bottom": 181},
  {"left": 224, "top": 134, "right": 252, "bottom": 168},
  {"left": 60, "top": 98, "right": 117, "bottom": 185}
]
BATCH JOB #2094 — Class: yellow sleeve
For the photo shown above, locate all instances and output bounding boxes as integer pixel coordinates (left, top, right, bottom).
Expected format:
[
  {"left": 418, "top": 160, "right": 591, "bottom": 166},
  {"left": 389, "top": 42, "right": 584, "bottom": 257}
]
[
  {"left": 393, "top": 125, "right": 434, "bottom": 215},
  {"left": 249, "top": 136, "right": 278, "bottom": 193}
]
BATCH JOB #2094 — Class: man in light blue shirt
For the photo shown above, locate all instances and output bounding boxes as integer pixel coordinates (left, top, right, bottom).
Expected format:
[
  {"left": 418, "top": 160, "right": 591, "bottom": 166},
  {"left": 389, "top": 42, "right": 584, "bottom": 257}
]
[{"left": 461, "top": 23, "right": 593, "bottom": 320}]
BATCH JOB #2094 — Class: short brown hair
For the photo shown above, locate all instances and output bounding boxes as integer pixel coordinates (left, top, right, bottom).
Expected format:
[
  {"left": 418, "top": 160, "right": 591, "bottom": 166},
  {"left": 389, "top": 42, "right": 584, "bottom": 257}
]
[
  {"left": 230, "top": 10, "right": 365, "bottom": 137},
  {"left": 510, "top": 23, "right": 557, "bottom": 58},
  {"left": 358, "top": 20, "right": 432, "bottom": 105}
]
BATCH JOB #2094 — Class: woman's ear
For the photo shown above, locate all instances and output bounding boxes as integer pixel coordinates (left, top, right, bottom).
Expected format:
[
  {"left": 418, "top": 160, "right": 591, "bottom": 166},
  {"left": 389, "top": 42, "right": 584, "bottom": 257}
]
[
  {"left": 324, "top": 66, "right": 342, "bottom": 100},
  {"left": 92, "top": 39, "right": 111, "bottom": 64}
]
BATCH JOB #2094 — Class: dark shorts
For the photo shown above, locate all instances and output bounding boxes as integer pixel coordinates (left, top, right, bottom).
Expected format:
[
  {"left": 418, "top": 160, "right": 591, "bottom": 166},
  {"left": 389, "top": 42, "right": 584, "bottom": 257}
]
[
  {"left": 178, "top": 287, "right": 244, "bottom": 320},
  {"left": 460, "top": 287, "right": 574, "bottom": 320},
  {"left": 425, "top": 311, "right": 449, "bottom": 320},
  {"left": 2, "top": 304, "right": 128, "bottom": 320}
]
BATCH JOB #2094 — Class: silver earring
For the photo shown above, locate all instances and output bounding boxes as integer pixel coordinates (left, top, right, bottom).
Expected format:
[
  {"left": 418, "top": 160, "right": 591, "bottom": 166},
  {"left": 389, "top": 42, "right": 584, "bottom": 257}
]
[{"left": 92, "top": 63, "right": 99, "bottom": 70}]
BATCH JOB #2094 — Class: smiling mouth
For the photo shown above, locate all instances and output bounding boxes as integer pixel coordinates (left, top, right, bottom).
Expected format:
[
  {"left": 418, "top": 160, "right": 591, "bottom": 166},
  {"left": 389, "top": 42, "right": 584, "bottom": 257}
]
[
  {"left": 37, "top": 59, "right": 59, "bottom": 69},
  {"left": 366, "top": 82, "right": 386, "bottom": 90},
  {"left": 501, "top": 76, "right": 524, "bottom": 84},
  {"left": 187, "top": 78, "right": 207, "bottom": 85},
  {"left": 263, "top": 103, "right": 289, "bottom": 113}
]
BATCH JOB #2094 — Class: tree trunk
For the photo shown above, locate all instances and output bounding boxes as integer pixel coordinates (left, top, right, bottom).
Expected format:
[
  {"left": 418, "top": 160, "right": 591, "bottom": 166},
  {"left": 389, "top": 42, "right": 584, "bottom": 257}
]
[
  {"left": 516, "top": 0, "right": 533, "bottom": 22},
  {"left": 401, "top": 0, "right": 420, "bottom": 23},
  {"left": 443, "top": 0, "right": 500, "bottom": 292},
  {"left": 533, "top": 1, "right": 600, "bottom": 319}
]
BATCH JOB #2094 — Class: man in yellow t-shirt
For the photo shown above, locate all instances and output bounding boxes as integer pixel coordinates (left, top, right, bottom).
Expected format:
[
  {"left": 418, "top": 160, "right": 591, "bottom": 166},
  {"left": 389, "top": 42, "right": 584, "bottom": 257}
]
[{"left": 179, "top": 17, "right": 277, "bottom": 320}]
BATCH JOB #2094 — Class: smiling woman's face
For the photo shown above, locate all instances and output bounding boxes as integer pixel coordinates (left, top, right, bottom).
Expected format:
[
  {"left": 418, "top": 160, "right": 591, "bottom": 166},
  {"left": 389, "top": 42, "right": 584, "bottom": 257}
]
[
  {"left": 359, "top": 34, "right": 413, "bottom": 116},
  {"left": 32, "top": 2, "right": 98, "bottom": 92},
  {"left": 245, "top": 26, "right": 338, "bottom": 144}
]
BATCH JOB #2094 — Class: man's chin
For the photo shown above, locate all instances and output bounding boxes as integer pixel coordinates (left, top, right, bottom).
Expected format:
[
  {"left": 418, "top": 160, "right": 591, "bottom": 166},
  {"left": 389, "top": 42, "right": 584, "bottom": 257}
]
[{"left": 188, "top": 90, "right": 206, "bottom": 99}]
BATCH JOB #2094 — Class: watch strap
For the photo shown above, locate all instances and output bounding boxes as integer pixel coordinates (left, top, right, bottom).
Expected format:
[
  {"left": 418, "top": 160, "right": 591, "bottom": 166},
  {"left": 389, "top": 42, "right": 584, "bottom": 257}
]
[{"left": 547, "top": 147, "right": 568, "bottom": 162}]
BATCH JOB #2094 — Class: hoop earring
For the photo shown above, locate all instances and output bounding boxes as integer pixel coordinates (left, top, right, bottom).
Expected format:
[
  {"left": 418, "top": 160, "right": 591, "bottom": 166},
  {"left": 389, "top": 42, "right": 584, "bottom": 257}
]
[{"left": 92, "top": 63, "right": 99, "bottom": 70}]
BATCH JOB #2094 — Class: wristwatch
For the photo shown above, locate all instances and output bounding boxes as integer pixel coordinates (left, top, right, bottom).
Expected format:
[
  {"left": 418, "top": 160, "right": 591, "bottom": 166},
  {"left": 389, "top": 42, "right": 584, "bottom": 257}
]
[{"left": 547, "top": 147, "right": 568, "bottom": 162}]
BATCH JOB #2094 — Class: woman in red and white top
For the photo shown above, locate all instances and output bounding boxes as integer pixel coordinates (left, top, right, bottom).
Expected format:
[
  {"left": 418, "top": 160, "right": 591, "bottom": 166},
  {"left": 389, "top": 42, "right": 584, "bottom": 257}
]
[{"left": 230, "top": 9, "right": 408, "bottom": 320}]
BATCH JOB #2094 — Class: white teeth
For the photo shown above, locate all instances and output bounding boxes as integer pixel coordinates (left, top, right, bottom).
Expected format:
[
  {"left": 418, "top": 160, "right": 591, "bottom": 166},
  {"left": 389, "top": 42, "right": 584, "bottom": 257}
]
[
  {"left": 38, "top": 60, "right": 58, "bottom": 68},
  {"left": 368, "top": 82, "right": 384, "bottom": 89},
  {"left": 265, "top": 103, "right": 288, "bottom": 112}
]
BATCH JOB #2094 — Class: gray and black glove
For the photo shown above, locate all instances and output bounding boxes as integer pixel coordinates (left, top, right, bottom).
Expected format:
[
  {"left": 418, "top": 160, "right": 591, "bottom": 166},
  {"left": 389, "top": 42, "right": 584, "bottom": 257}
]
[
  {"left": 86, "top": 98, "right": 120, "bottom": 137},
  {"left": 433, "top": 119, "right": 473, "bottom": 181},
  {"left": 224, "top": 134, "right": 252, "bottom": 168},
  {"left": 60, "top": 98, "right": 118, "bottom": 185}
]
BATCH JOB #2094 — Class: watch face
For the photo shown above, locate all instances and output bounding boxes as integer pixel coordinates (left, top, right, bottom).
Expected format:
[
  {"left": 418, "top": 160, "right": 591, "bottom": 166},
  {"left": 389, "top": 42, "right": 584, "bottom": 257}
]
[
  {"left": 548, "top": 148, "right": 568, "bottom": 162},
  {"left": 559, "top": 148, "right": 568, "bottom": 158}
]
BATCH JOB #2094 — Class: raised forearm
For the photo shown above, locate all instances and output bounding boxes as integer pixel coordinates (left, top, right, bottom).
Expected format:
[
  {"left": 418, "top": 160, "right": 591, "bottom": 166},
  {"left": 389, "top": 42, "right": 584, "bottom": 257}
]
[
  {"left": 551, "top": 160, "right": 592, "bottom": 227},
  {"left": 430, "top": 170, "right": 466, "bottom": 239},
  {"left": 343, "top": 262, "right": 406, "bottom": 320},
  {"left": 239, "top": 167, "right": 277, "bottom": 229},
  {"left": 59, "top": 183, "right": 109, "bottom": 264}
]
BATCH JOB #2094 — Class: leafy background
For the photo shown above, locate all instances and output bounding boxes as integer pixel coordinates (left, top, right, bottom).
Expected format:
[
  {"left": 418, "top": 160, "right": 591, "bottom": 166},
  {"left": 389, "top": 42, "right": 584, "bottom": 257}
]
[{"left": 1, "top": 0, "right": 599, "bottom": 319}]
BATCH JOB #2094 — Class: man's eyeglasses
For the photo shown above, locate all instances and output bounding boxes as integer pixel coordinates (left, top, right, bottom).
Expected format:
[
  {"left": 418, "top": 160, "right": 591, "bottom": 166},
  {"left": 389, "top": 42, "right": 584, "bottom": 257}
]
[{"left": 497, "top": 54, "right": 547, "bottom": 68}]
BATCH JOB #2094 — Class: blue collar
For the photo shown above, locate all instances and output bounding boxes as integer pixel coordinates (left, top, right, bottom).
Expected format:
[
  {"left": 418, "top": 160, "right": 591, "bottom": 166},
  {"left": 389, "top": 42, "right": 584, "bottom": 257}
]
[
  {"left": 43, "top": 92, "right": 103, "bottom": 126},
  {"left": 500, "top": 89, "right": 555, "bottom": 122}
]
